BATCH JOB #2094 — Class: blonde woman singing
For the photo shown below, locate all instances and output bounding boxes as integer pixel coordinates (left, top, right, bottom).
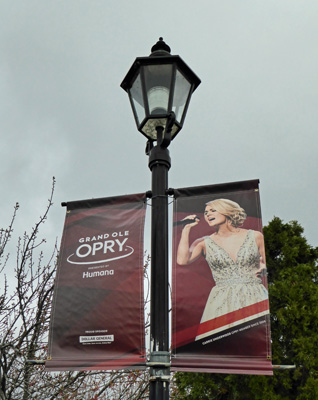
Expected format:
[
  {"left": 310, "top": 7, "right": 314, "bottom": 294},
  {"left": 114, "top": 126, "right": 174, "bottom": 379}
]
[{"left": 177, "top": 199, "right": 268, "bottom": 340}]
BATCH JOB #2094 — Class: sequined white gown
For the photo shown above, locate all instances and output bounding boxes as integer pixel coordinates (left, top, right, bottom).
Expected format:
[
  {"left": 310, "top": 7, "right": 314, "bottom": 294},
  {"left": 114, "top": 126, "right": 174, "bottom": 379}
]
[{"left": 197, "top": 230, "right": 268, "bottom": 340}]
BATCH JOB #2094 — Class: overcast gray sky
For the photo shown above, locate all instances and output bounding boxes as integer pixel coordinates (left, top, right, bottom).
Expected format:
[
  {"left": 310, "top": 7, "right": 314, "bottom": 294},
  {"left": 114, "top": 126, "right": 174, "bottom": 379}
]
[{"left": 1, "top": 0, "right": 317, "bottom": 261}]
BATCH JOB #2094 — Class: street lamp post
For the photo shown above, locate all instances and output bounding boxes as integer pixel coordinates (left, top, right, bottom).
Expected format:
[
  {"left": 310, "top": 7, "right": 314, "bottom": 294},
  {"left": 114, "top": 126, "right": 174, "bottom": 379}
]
[{"left": 121, "top": 38, "right": 200, "bottom": 399}]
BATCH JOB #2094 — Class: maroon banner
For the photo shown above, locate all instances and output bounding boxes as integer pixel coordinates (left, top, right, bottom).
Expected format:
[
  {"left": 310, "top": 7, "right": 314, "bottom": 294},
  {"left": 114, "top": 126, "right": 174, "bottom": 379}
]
[
  {"left": 171, "top": 180, "right": 272, "bottom": 375},
  {"left": 46, "top": 193, "right": 146, "bottom": 371}
]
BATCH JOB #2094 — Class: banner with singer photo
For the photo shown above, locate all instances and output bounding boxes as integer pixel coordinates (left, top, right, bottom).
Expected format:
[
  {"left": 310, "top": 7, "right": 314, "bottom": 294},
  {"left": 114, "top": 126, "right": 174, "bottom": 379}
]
[
  {"left": 46, "top": 193, "right": 146, "bottom": 371},
  {"left": 171, "top": 180, "right": 272, "bottom": 375}
]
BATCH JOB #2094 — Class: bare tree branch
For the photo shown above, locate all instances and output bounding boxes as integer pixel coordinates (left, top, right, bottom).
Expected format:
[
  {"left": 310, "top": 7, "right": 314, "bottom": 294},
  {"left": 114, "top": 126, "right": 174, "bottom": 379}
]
[{"left": 0, "top": 178, "right": 151, "bottom": 399}]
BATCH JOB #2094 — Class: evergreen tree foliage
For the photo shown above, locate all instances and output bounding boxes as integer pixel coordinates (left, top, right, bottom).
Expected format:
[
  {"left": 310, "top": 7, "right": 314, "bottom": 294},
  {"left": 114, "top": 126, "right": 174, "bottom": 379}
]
[{"left": 172, "top": 217, "right": 318, "bottom": 399}]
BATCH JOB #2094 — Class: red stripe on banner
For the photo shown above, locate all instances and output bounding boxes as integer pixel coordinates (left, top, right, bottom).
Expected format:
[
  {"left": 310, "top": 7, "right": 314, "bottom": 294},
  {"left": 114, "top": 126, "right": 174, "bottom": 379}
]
[
  {"left": 197, "top": 300, "right": 269, "bottom": 337},
  {"left": 172, "top": 300, "right": 269, "bottom": 349}
]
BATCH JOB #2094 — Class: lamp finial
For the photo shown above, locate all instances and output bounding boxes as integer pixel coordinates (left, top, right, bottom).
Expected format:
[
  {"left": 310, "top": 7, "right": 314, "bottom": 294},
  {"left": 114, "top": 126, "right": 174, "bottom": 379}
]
[{"left": 151, "top": 38, "right": 171, "bottom": 55}]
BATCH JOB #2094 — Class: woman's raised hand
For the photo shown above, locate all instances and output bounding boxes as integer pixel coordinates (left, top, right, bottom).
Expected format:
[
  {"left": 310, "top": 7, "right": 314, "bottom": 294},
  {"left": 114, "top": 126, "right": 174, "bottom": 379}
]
[
  {"left": 177, "top": 215, "right": 204, "bottom": 265},
  {"left": 181, "top": 215, "right": 200, "bottom": 228}
]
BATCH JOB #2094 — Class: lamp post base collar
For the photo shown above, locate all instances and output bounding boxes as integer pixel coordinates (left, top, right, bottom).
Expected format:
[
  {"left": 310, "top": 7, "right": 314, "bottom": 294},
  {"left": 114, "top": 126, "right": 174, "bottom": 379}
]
[{"left": 148, "top": 145, "right": 171, "bottom": 171}]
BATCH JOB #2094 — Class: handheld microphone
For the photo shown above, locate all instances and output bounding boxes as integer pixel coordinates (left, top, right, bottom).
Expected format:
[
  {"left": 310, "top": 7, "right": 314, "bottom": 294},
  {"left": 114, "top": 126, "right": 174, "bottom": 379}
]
[{"left": 173, "top": 217, "right": 200, "bottom": 227}]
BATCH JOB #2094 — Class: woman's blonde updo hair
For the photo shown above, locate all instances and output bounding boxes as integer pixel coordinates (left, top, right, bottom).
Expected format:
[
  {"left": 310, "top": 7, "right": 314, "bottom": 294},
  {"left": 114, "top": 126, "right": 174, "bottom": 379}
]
[{"left": 206, "top": 199, "right": 247, "bottom": 228}]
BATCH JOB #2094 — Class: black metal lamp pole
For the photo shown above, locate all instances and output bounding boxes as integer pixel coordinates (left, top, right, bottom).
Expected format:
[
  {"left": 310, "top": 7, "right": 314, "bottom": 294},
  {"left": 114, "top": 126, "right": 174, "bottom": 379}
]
[
  {"left": 148, "top": 126, "right": 171, "bottom": 399},
  {"left": 121, "top": 38, "right": 200, "bottom": 399}
]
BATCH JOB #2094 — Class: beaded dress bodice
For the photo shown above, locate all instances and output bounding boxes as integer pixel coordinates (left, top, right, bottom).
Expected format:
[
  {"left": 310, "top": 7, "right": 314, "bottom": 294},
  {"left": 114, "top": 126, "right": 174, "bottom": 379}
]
[
  {"left": 196, "top": 229, "right": 268, "bottom": 341},
  {"left": 204, "top": 230, "right": 262, "bottom": 287}
]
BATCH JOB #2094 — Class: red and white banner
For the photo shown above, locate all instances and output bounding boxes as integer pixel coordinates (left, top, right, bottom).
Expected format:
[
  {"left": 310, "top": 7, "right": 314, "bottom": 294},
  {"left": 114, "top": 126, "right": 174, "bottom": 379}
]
[
  {"left": 171, "top": 180, "right": 272, "bottom": 375},
  {"left": 46, "top": 193, "right": 146, "bottom": 371}
]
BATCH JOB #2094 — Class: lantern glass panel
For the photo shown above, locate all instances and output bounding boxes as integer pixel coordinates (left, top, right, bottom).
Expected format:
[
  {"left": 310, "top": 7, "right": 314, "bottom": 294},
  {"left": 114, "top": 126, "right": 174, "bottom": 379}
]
[
  {"left": 130, "top": 73, "right": 145, "bottom": 125},
  {"left": 143, "top": 64, "right": 173, "bottom": 115},
  {"left": 172, "top": 69, "right": 192, "bottom": 122}
]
